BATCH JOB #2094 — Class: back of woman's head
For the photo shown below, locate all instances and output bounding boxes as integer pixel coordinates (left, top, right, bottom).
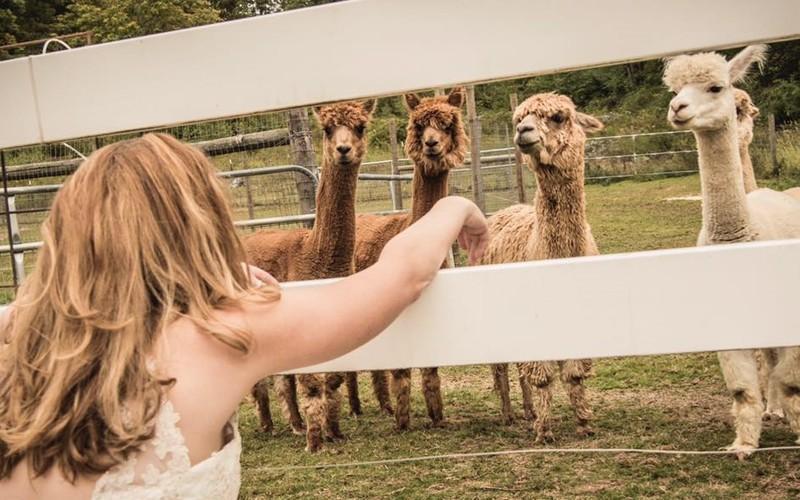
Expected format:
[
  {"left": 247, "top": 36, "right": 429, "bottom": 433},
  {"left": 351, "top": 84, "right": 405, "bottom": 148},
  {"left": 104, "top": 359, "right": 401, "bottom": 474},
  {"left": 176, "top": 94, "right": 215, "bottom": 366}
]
[{"left": 0, "top": 133, "right": 272, "bottom": 481}]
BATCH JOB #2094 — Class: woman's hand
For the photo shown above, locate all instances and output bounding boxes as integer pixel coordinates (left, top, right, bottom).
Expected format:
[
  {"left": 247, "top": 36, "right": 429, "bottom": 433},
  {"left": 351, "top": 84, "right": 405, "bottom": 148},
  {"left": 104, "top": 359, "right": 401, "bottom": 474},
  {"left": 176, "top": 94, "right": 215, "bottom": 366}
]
[
  {"left": 456, "top": 201, "right": 490, "bottom": 264},
  {"left": 242, "top": 263, "right": 280, "bottom": 288}
]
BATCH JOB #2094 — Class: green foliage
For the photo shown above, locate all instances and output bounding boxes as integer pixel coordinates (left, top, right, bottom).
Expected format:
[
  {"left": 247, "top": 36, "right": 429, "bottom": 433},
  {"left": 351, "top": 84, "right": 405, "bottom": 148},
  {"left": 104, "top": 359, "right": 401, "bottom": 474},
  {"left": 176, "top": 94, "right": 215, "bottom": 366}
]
[
  {"left": 0, "top": 0, "right": 70, "bottom": 49},
  {"left": 210, "top": 0, "right": 341, "bottom": 20},
  {"left": 59, "top": 0, "right": 221, "bottom": 42}
]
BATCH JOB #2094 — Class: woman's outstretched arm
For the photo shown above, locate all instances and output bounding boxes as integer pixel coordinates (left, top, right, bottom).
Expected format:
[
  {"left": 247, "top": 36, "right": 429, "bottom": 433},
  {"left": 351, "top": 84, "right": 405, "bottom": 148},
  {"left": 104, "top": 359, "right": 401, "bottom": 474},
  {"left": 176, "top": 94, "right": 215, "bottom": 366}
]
[{"left": 235, "top": 196, "right": 488, "bottom": 380}]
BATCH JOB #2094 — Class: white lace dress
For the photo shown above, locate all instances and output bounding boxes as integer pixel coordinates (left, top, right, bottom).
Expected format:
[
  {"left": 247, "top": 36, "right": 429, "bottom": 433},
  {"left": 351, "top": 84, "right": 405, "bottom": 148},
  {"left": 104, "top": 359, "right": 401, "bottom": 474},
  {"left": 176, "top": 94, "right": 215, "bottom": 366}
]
[{"left": 92, "top": 400, "right": 241, "bottom": 499}]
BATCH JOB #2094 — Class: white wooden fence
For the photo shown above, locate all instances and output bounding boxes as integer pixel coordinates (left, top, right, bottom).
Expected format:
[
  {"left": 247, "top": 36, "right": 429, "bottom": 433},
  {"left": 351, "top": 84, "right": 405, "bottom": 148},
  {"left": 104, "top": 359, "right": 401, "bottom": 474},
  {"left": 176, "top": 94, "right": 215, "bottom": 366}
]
[{"left": 0, "top": 0, "right": 798, "bottom": 372}]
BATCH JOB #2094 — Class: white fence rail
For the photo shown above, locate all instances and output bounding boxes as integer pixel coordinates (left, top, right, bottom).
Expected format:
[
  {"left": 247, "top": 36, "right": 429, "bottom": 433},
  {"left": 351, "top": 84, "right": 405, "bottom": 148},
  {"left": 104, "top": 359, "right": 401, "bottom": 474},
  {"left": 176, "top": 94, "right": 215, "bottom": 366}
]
[
  {"left": 1, "top": 0, "right": 798, "bottom": 148},
  {"left": 0, "top": 0, "right": 799, "bottom": 371},
  {"left": 289, "top": 241, "right": 800, "bottom": 373}
]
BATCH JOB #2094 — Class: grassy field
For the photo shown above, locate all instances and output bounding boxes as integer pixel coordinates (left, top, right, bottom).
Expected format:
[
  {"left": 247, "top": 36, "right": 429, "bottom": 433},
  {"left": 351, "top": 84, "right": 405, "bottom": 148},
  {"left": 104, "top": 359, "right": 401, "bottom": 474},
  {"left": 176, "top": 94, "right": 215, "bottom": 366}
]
[{"left": 237, "top": 174, "right": 800, "bottom": 499}]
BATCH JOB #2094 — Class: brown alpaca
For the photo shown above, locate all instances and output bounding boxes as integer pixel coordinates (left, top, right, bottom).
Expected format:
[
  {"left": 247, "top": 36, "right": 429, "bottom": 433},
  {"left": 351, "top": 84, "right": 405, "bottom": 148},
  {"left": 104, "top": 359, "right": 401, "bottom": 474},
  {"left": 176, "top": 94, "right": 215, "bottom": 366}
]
[
  {"left": 481, "top": 93, "right": 604, "bottom": 443},
  {"left": 245, "top": 99, "right": 376, "bottom": 451},
  {"left": 346, "top": 88, "right": 468, "bottom": 429}
]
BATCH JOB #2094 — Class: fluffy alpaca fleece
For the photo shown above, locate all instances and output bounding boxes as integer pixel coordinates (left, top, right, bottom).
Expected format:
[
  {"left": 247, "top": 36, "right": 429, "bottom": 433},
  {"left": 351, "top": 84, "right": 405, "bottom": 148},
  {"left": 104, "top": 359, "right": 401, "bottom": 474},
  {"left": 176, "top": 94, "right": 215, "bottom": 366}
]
[
  {"left": 245, "top": 99, "right": 375, "bottom": 452},
  {"left": 734, "top": 89, "right": 760, "bottom": 193},
  {"left": 732, "top": 88, "right": 787, "bottom": 420},
  {"left": 481, "top": 92, "right": 604, "bottom": 442},
  {"left": 665, "top": 45, "right": 800, "bottom": 456},
  {"left": 349, "top": 87, "right": 468, "bottom": 429}
]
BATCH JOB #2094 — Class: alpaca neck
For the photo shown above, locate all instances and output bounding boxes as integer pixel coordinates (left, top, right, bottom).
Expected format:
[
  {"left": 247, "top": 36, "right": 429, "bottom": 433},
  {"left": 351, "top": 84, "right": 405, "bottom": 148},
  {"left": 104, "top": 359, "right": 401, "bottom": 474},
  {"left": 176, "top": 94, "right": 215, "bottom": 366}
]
[
  {"left": 410, "top": 170, "right": 449, "bottom": 222},
  {"left": 309, "top": 155, "right": 359, "bottom": 272},
  {"left": 531, "top": 162, "right": 588, "bottom": 258},
  {"left": 740, "top": 141, "right": 758, "bottom": 194},
  {"left": 695, "top": 125, "right": 753, "bottom": 243}
]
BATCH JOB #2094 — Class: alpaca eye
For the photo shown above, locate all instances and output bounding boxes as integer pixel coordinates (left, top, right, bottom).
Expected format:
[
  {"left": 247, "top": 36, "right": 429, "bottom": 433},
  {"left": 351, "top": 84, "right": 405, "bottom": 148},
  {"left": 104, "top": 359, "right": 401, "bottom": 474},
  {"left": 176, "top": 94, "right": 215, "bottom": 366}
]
[
  {"left": 324, "top": 127, "right": 334, "bottom": 137},
  {"left": 355, "top": 125, "right": 365, "bottom": 136},
  {"left": 708, "top": 85, "right": 723, "bottom": 94},
  {"left": 551, "top": 113, "right": 564, "bottom": 124}
]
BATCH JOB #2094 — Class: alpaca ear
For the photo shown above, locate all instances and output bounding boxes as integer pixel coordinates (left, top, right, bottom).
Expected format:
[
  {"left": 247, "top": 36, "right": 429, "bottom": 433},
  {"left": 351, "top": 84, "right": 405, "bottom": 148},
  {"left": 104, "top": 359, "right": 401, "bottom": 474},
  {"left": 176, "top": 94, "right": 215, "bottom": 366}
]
[
  {"left": 404, "top": 93, "right": 421, "bottom": 111},
  {"left": 447, "top": 87, "right": 466, "bottom": 108},
  {"left": 361, "top": 98, "right": 377, "bottom": 116},
  {"left": 576, "top": 112, "right": 604, "bottom": 134},
  {"left": 728, "top": 44, "right": 768, "bottom": 83},
  {"left": 311, "top": 106, "right": 323, "bottom": 123}
]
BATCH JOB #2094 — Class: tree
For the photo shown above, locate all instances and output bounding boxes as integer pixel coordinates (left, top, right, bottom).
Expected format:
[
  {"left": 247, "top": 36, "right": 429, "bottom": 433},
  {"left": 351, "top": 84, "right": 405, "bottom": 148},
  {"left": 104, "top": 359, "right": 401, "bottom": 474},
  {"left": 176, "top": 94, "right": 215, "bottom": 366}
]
[
  {"left": 1, "top": 0, "right": 71, "bottom": 45},
  {"left": 210, "top": 0, "right": 342, "bottom": 21},
  {"left": 60, "top": 0, "right": 221, "bottom": 42}
]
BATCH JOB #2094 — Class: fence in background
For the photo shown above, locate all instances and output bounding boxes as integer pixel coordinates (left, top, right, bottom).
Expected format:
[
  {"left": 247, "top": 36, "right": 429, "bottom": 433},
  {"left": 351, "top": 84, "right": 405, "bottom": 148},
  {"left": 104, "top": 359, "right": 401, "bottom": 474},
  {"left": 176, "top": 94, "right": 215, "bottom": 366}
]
[{"left": 1, "top": 94, "right": 794, "bottom": 297}]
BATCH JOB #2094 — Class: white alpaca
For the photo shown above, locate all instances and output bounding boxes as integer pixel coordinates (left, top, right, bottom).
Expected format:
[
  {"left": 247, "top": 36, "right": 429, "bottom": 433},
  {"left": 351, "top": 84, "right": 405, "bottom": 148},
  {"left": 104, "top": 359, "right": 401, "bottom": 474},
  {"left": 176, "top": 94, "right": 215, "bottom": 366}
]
[
  {"left": 664, "top": 45, "right": 800, "bottom": 457},
  {"left": 732, "top": 88, "right": 791, "bottom": 421}
]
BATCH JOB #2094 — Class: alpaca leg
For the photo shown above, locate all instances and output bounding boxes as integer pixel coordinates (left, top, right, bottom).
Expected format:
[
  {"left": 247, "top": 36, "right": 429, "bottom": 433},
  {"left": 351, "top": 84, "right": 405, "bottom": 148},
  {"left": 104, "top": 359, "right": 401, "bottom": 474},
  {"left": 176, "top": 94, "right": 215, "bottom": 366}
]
[
  {"left": 275, "top": 375, "right": 305, "bottom": 435},
  {"left": 391, "top": 369, "right": 412, "bottom": 430},
  {"left": 324, "top": 373, "right": 346, "bottom": 441},
  {"left": 492, "top": 363, "right": 513, "bottom": 424},
  {"left": 522, "top": 361, "right": 557, "bottom": 443},
  {"left": 772, "top": 347, "right": 800, "bottom": 444},
  {"left": 717, "top": 350, "right": 763, "bottom": 456},
  {"left": 251, "top": 378, "right": 274, "bottom": 433},
  {"left": 559, "top": 359, "right": 594, "bottom": 437},
  {"left": 371, "top": 370, "right": 393, "bottom": 415},
  {"left": 345, "top": 372, "right": 362, "bottom": 417},
  {"left": 760, "top": 349, "right": 784, "bottom": 420},
  {"left": 297, "top": 374, "right": 325, "bottom": 452},
  {"left": 421, "top": 367, "right": 445, "bottom": 427},
  {"left": 518, "top": 363, "right": 535, "bottom": 421}
]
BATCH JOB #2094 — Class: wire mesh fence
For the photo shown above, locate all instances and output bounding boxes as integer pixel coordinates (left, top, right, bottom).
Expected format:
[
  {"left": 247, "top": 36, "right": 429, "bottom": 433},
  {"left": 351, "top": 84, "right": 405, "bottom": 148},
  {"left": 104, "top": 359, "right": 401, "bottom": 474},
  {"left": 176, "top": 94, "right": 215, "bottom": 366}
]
[{"left": 2, "top": 80, "right": 797, "bottom": 300}]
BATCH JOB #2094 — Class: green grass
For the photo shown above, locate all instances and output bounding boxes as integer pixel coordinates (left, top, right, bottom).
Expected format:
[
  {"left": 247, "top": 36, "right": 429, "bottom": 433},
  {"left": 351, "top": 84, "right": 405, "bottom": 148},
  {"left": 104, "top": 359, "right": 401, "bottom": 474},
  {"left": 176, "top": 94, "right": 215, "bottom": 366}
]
[{"left": 238, "top": 174, "right": 800, "bottom": 499}]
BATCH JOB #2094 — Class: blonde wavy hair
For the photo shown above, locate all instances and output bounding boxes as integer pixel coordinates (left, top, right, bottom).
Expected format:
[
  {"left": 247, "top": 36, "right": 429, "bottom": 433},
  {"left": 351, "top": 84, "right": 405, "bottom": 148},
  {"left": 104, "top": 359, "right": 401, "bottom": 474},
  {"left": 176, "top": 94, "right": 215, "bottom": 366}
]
[{"left": 0, "top": 133, "right": 276, "bottom": 482}]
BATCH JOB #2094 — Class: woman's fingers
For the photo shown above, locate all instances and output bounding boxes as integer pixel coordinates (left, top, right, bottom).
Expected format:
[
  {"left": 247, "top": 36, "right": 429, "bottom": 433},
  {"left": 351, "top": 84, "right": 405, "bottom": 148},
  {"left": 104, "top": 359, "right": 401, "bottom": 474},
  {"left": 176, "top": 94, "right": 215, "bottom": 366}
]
[{"left": 242, "top": 263, "right": 280, "bottom": 288}]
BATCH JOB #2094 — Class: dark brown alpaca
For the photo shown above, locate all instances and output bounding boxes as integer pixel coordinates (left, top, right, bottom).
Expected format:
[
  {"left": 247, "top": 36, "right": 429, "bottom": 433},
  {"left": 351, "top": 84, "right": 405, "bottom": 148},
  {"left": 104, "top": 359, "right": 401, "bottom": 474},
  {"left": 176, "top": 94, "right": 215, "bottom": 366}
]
[
  {"left": 245, "top": 99, "right": 376, "bottom": 451},
  {"left": 348, "top": 87, "right": 468, "bottom": 429}
]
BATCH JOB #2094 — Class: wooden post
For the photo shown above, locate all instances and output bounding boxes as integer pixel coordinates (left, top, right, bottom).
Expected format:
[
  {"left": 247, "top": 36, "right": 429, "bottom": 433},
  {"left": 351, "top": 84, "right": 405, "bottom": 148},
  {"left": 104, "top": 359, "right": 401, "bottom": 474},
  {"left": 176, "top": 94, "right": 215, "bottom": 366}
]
[
  {"left": 509, "top": 93, "right": 526, "bottom": 204},
  {"left": 244, "top": 176, "right": 255, "bottom": 219},
  {"left": 768, "top": 113, "right": 779, "bottom": 177},
  {"left": 503, "top": 122, "right": 513, "bottom": 190},
  {"left": 0, "top": 151, "right": 19, "bottom": 290},
  {"left": 466, "top": 86, "right": 485, "bottom": 212},
  {"left": 388, "top": 119, "right": 403, "bottom": 210},
  {"left": 288, "top": 108, "right": 318, "bottom": 225}
]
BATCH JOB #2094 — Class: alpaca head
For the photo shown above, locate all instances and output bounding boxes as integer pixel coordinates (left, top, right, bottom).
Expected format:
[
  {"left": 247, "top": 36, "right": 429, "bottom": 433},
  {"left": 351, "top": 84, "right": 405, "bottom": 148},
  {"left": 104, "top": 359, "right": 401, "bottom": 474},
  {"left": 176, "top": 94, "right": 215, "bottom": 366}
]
[
  {"left": 313, "top": 99, "right": 377, "bottom": 167},
  {"left": 404, "top": 87, "right": 468, "bottom": 177},
  {"left": 734, "top": 88, "right": 759, "bottom": 146},
  {"left": 512, "top": 93, "right": 603, "bottom": 174},
  {"left": 663, "top": 45, "right": 766, "bottom": 132}
]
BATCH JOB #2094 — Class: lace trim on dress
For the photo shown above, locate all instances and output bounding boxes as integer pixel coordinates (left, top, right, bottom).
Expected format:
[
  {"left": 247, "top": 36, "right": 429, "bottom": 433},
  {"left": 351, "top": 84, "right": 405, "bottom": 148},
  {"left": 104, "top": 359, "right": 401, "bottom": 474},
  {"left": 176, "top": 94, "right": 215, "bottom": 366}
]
[{"left": 92, "top": 400, "right": 241, "bottom": 500}]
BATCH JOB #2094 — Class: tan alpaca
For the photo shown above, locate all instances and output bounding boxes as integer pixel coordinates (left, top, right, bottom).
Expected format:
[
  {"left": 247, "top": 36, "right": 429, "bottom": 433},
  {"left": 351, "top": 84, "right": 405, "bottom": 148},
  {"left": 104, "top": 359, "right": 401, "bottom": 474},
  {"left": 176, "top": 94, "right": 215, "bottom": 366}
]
[
  {"left": 733, "top": 88, "right": 789, "bottom": 421},
  {"left": 734, "top": 89, "right": 760, "bottom": 194},
  {"left": 734, "top": 89, "right": 800, "bottom": 202},
  {"left": 482, "top": 93, "right": 604, "bottom": 442},
  {"left": 664, "top": 45, "right": 800, "bottom": 457},
  {"left": 347, "top": 88, "right": 468, "bottom": 429},
  {"left": 245, "top": 99, "right": 376, "bottom": 452}
]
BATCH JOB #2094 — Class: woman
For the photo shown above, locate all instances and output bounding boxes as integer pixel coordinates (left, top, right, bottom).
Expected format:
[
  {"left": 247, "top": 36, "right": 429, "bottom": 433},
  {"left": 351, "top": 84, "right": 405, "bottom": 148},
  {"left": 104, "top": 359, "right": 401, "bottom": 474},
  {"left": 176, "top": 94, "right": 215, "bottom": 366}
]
[{"left": 0, "top": 133, "right": 489, "bottom": 499}]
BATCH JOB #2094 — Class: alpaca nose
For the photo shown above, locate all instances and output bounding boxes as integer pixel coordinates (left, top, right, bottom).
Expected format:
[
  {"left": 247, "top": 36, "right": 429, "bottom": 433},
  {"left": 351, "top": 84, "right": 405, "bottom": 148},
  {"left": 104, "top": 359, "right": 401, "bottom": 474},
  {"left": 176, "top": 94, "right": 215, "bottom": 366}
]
[
  {"left": 516, "top": 122, "right": 535, "bottom": 134},
  {"left": 336, "top": 145, "right": 351, "bottom": 155},
  {"left": 425, "top": 138, "right": 439, "bottom": 148},
  {"left": 671, "top": 101, "right": 689, "bottom": 114}
]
